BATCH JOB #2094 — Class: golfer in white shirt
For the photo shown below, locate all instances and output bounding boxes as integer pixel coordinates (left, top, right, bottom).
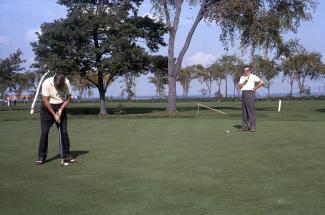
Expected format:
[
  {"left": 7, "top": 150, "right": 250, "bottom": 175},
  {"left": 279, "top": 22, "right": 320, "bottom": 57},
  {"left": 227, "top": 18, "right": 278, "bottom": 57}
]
[{"left": 238, "top": 66, "right": 264, "bottom": 132}]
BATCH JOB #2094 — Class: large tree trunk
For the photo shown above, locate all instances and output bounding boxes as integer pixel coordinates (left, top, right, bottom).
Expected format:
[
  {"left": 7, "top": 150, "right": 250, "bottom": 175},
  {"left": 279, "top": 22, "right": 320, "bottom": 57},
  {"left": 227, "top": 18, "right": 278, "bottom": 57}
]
[
  {"left": 167, "top": 42, "right": 177, "bottom": 111},
  {"left": 167, "top": 75, "right": 177, "bottom": 111},
  {"left": 297, "top": 77, "right": 305, "bottom": 96},
  {"left": 185, "top": 81, "right": 189, "bottom": 97},
  {"left": 208, "top": 80, "right": 212, "bottom": 97},
  {"left": 165, "top": 1, "right": 204, "bottom": 112},
  {"left": 98, "top": 87, "right": 108, "bottom": 116},
  {"left": 182, "top": 85, "right": 186, "bottom": 97},
  {"left": 98, "top": 71, "right": 108, "bottom": 116},
  {"left": 289, "top": 80, "right": 293, "bottom": 97},
  {"left": 225, "top": 77, "right": 228, "bottom": 98}
]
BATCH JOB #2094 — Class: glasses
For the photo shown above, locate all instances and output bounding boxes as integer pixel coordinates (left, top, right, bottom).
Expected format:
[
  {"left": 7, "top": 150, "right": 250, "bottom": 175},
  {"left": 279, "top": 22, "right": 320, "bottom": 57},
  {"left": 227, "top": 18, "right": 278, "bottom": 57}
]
[{"left": 243, "top": 69, "right": 250, "bottom": 72}]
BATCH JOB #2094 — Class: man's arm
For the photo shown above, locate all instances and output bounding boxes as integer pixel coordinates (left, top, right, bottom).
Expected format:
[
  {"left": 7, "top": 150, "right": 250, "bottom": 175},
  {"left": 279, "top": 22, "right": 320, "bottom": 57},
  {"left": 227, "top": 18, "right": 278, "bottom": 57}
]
[
  {"left": 238, "top": 80, "right": 248, "bottom": 89},
  {"left": 59, "top": 95, "right": 72, "bottom": 112},
  {"left": 252, "top": 80, "right": 264, "bottom": 92},
  {"left": 238, "top": 76, "right": 249, "bottom": 89},
  {"left": 57, "top": 95, "right": 72, "bottom": 117}
]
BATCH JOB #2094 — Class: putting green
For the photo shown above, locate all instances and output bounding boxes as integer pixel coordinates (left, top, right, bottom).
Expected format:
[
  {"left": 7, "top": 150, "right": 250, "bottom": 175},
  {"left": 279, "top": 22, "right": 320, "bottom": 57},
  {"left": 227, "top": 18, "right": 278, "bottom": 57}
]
[{"left": 1, "top": 100, "right": 325, "bottom": 214}]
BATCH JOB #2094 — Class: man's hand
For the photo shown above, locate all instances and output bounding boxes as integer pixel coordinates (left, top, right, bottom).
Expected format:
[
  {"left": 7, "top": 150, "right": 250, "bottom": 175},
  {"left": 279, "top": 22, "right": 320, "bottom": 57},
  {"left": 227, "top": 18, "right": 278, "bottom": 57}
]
[
  {"left": 56, "top": 108, "right": 63, "bottom": 117},
  {"left": 54, "top": 114, "right": 61, "bottom": 123}
]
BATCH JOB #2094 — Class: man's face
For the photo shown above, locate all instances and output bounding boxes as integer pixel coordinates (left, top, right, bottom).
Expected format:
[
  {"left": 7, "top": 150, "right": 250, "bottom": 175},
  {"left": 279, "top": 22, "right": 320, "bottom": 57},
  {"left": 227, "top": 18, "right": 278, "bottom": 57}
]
[
  {"left": 243, "top": 67, "right": 251, "bottom": 76},
  {"left": 54, "top": 82, "right": 65, "bottom": 90}
]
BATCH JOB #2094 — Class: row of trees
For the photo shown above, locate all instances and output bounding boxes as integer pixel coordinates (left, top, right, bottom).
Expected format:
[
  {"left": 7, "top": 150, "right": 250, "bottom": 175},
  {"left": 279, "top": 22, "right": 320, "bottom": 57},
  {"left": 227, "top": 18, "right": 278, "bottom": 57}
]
[
  {"left": 133, "top": 45, "right": 325, "bottom": 99},
  {"left": 1, "top": 47, "right": 324, "bottom": 104},
  {"left": 1, "top": 0, "right": 321, "bottom": 115}
]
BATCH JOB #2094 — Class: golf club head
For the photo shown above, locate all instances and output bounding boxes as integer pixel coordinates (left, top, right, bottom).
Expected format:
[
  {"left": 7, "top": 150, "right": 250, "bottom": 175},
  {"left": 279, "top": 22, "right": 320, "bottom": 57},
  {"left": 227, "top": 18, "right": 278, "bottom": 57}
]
[{"left": 30, "top": 109, "right": 34, "bottom": 115}]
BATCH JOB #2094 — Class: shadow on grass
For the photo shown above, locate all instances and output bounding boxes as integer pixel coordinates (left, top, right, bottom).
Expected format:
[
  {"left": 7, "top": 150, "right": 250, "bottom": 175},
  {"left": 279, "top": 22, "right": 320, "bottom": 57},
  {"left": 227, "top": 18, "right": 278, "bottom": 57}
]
[
  {"left": 233, "top": 124, "right": 242, "bottom": 129},
  {"left": 68, "top": 107, "right": 111, "bottom": 115},
  {"left": 68, "top": 106, "right": 236, "bottom": 115},
  {"left": 316, "top": 109, "right": 325, "bottom": 113},
  {"left": 67, "top": 106, "right": 275, "bottom": 116},
  {"left": 46, "top": 150, "right": 89, "bottom": 163}
]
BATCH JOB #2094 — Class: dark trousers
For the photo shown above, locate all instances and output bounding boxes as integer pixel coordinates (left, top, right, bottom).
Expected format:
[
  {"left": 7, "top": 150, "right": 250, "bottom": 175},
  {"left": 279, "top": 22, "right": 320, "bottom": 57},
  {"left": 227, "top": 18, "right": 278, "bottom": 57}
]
[
  {"left": 241, "top": 90, "right": 256, "bottom": 130},
  {"left": 38, "top": 103, "right": 70, "bottom": 159}
]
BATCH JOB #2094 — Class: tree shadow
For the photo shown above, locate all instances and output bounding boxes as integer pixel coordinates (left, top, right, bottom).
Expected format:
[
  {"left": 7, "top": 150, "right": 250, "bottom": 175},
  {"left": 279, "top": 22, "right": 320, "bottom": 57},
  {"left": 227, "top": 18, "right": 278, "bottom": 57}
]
[
  {"left": 124, "top": 107, "right": 166, "bottom": 114},
  {"left": 68, "top": 107, "right": 111, "bottom": 115},
  {"left": 67, "top": 106, "right": 275, "bottom": 116},
  {"left": 316, "top": 109, "right": 325, "bottom": 113},
  {"left": 46, "top": 150, "right": 89, "bottom": 163}
]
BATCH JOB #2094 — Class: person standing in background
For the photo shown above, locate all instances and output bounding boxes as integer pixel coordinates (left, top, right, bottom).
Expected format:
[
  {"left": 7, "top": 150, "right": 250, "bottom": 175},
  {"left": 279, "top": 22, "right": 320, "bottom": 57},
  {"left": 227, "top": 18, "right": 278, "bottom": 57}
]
[{"left": 238, "top": 66, "right": 264, "bottom": 132}]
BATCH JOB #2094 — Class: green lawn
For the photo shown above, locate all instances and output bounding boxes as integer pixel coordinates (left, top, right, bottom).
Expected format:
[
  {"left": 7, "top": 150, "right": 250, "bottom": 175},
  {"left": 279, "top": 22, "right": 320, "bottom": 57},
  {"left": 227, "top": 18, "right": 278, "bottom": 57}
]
[{"left": 1, "top": 100, "right": 325, "bottom": 214}]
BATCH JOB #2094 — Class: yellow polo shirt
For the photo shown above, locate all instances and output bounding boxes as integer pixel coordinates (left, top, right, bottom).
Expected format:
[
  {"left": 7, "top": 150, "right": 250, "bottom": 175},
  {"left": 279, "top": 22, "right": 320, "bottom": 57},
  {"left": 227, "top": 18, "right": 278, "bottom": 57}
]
[{"left": 41, "top": 77, "right": 72, "bottom": 104}]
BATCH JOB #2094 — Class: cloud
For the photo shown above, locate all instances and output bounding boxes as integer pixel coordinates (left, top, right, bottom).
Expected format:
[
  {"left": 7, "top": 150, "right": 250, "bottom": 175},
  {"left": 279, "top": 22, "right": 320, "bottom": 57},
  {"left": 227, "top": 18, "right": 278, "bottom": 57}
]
[
  {"left": 25, "top": 28, "right": 41, "bottom": 42},
  {"left": 185, "top": 52, "right": 216, "bottom": 67},
  {"left": 141, "top": 12, "right": 161, "bottom": 22},
  {"left": 0, "top": 36, "right": 9, "bottom": 44}
]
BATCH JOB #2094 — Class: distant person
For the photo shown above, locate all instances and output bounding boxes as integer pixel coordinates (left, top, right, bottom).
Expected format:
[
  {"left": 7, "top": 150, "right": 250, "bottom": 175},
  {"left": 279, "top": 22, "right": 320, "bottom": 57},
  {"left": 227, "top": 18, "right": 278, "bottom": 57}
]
[
  {"left": 13, "top": 96, "right": 17, "bottom": 106},
  {"left": 24, "top": 96, "right": 28, "bottom": 103},
  {"left": 36, "top": 74, "right": 75, "bottom": 166},
  {"left": 6, "top": 96, "right": 10, "bottom": 106},
  {"left": 238, "top": 66, "right": 264, "bottom": 132}
]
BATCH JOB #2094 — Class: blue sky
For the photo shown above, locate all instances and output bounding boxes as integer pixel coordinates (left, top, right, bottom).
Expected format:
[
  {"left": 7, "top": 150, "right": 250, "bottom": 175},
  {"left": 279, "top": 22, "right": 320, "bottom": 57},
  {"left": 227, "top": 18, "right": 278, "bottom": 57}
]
[{"left": 1, "top": 0, "right": 325, "bottom": 97}]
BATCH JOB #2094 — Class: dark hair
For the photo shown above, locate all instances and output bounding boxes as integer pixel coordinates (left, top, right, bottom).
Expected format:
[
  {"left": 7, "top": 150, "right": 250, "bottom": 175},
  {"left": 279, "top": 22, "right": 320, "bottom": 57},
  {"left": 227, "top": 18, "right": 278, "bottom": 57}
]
[
  {"left": 243, "top": 65, "right": 251, "bottom": 70},
  {"left": 54, "top": 74, "right": 65, "bottom": 88}
]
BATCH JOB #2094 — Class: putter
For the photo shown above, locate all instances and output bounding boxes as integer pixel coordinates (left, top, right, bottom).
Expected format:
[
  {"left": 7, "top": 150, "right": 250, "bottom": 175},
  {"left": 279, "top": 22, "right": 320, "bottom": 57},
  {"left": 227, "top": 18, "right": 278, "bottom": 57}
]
[{"left": 58, "top": 122, "right": 68, "bottom": 166}]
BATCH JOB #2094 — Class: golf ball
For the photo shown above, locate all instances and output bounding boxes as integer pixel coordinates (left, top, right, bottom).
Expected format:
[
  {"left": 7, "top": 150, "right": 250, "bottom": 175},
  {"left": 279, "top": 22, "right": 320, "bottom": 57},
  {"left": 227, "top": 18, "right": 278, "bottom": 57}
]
[{"left": 225, "top": 130, "right": 230, "bottom": 133}]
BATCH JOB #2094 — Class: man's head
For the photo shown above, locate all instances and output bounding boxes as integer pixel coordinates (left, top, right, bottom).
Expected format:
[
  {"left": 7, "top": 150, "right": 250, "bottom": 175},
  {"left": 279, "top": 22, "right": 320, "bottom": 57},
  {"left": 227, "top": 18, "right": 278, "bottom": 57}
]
[
  {"left": 54, "top": 74, "right": 66, "bottom": 90},
  {"left": 243, "top": 65, "right": 251, "bottom": 76}
]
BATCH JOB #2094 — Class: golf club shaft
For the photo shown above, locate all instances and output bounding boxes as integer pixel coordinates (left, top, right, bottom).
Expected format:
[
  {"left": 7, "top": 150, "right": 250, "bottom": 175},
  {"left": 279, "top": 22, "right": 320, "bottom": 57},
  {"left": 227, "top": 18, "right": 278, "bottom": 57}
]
[{"left": 58, "top": 123, "right": 64, "bottom": 158}]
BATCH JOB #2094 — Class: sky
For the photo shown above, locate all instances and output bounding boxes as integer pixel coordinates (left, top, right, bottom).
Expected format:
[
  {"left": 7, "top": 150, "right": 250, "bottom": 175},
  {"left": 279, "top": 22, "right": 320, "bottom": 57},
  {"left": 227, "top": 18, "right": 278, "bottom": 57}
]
[{"left": 1, "top": 0, "right": 325, "bottom": 97}]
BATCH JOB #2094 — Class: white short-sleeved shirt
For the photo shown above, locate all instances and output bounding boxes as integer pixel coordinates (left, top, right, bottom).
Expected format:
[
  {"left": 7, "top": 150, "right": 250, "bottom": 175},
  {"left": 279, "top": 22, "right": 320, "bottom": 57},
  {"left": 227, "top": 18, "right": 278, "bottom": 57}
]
[
  {"left": 41, "top": 77, "right": 72, "bottom": 104},
  {"left": 239, "top": 74, "right": 261, "bottom": 91}
]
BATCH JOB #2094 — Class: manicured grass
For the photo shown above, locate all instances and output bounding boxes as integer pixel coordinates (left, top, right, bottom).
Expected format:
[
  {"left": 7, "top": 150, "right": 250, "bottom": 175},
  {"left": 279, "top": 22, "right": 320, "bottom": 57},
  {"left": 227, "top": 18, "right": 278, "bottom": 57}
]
[{"left": 1, "top": 100, "right": 325, "bottom": 214}]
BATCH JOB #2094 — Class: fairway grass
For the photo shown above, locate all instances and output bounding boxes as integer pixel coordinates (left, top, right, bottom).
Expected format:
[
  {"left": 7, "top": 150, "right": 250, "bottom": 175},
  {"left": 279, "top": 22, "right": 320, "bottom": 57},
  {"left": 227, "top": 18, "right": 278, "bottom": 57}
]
[{"left": 1, "top": 100, "right": 325, "bottom": 214}]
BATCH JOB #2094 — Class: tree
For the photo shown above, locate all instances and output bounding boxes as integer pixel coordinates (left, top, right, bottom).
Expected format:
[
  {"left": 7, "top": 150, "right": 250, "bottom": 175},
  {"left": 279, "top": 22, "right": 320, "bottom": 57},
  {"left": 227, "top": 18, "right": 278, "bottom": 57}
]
[
  {"left": 148, "top": 55, "right": 168, "bottom": 97},
  {"left": 231, "top": 63, "right": 243, "bottom": 97},
  {"left": 206, "top": 62, "right": 225, "bottom": 98},
  {"left": 122, "top": 73, "right": 137, "bottom": 100},
  {"left": 217, "top": 55, "right": 241, "bottom": 97},
  {"left": 14, "top": 71, "right": 37, "bottom": 98},
  {"left": 195, "top": 65, "right": 213, "bottom": 97},
  {"left": 178, "top": 65, "right": 198, "bottom": 97},
  {"left": 279, "top": 39, "right": 305, "bottom": 97},
  {"left": 251, "top": 55, "right": 279, "bottom": 97},
  {"left": 32, "top": 0, "right": 166, "bottom": 115},
  {"left": 70, "top": 74, "right": 93, "bottom": 103},
  {"left": 0, "top": 49, "right": 25, "bottom": 98},
  {"left": 291, "top": 52, "right": 324, "bottom": 96},
  {"left": 151, "top": 0, "right": 317, "bottom": 111}
]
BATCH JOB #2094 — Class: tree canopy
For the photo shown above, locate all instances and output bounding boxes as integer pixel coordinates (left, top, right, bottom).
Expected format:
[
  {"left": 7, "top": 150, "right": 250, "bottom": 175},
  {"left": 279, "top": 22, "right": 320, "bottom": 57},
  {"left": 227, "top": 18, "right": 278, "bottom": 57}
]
[
  {"left": 32, "top": 0, "right": 166, "bottom": 115},
  {"left": 0, "top": 49, "right": 25, "bottom": 97},
  {"left": 151, "top": 0, "right": 317, "bottom": 111}
]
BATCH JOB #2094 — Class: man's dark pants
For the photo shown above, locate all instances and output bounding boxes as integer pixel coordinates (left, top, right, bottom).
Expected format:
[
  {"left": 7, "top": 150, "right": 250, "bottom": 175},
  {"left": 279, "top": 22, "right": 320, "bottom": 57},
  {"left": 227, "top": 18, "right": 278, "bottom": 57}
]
[
  {"left": 38, "top": 103, "right": 70, "bottom": 159},
  {"left": 241, "top": 90, "right": 256, "bottom": 130}
]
